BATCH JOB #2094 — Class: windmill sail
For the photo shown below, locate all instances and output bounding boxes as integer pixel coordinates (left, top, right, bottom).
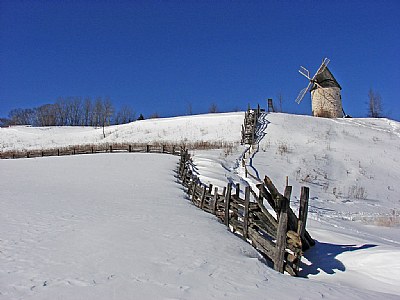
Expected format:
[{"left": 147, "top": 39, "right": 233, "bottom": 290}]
[
  {"left": 295, "top": 58, "right": 331, "bottom": 104},
  {"left": 295, "top": 81, "right": 313, "bottom": 104}
]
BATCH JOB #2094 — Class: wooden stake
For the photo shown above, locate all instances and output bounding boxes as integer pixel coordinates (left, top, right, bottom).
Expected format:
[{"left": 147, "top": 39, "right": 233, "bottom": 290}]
[
  {"left": 297, "top": 186, "right": 310, "bottom": 242},
  {"left": 275, "top": 197, "right": 288, "bottom": 274},
  {"left": 212, "top": 187, "right": 219, "bottom": 215},
  {"left": 243, "top": 186, "right": 250, "bottom": 240},
  {"left": 224, "top": 183, "right": 232, "bottom": 227},
  {"left": 200, "top": 185, "right": 207, "bottom": 209}
]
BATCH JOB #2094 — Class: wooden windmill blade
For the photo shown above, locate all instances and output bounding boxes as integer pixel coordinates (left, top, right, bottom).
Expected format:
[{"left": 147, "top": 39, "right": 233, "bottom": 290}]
[
  {"left": 295, "top": 58, "right": 330, "bottom": 104},
  {"left": 295, "top": 81, "right": 313, "bottom": 104},
  {"left": 316, "top": 58, "right": 330, "bottom": 75}
]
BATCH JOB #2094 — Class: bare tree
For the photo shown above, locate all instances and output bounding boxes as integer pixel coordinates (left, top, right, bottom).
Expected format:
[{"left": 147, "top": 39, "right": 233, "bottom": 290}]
[
  {"left": 55, "top": 97, "right": 68, "bottom": 125},
  {"left": 93, "top": 97, "right": 104, "bottom": 127},
  {"left": 187, "top": 102, "right": 193, "bottom": 115},
  {"left": 115, "top": 105, "right": 135, "bottom": 124},
  {"left": 83, "top": 97, "right": 93, "bottom": 126},
  {"left": 69, "top": 97, "right": 83, "bottom": 126},
  {"left": 0, "top": 117, "right": 11, "bottom": 127},
  {"left": 8, "top": 108, "right": 35, "bottom": 125},
  {"left": 368, "top": 89, "right": 383, "bottom": 118},
  {"left": 103, "top": 97, "right": 114, "bottom": 126},
  {"left": 277, "top": 93, "right": 284, "bottom": 113},
  {"left": 148, "top": 112, "right": 160, "bottom": 119},
  {"left": 209, "top": 103, "right": 218, "bottom": 113},
  {"left": 35, "top": 104, "right": 57, "bottom": 126}
]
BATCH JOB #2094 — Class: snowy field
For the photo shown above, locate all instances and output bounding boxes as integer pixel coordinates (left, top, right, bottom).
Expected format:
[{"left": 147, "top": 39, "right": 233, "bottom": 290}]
[
  {"left": 1, "top": 112, "right": 400, "bottom": 299},
  {"left": 0, "top": 113, "right": 243, "bottom": 152}
]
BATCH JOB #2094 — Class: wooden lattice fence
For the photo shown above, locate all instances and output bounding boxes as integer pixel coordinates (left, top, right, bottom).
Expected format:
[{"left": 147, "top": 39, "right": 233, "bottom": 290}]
[{"left": 178, "top": 149, "right": 314, "bottom": 276}]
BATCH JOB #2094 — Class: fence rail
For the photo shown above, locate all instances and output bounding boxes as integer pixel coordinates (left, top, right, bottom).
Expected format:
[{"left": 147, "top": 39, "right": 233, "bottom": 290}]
[
  {"left": 0, "top": 143, "right": 182, "bottom": 159},
  {"left": 178, "top": 150, "right": 313, "bottom": 276}
]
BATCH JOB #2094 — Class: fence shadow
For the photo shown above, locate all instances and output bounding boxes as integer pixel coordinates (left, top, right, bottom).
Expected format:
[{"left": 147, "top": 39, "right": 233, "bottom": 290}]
[
  {"left": 299, "top": 240, "right": 377, "bottom": 277},
  {"left": 254, "top": 112, "right": 270, "bottom": 144}
]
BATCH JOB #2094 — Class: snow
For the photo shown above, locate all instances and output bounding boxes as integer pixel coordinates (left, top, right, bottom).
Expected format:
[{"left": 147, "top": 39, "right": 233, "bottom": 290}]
[
  {"left": 0, "top": 112, "right": 243, "bottom": 152},
  {"left": 1, "top": 112, "right": 400, "bottom": 299}
]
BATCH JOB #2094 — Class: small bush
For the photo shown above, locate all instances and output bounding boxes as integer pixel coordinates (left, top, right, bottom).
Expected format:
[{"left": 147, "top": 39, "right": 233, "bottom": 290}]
[
  {"left": 276, "top": 142, "right": 291, "bottom": 155},
  {"left": 347, "top": 184, "right": 367, "bottom": 200}
]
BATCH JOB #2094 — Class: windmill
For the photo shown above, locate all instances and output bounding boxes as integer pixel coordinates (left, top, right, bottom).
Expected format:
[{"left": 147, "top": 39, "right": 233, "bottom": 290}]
[{"left": 295, "top": 58, "right": 343, "bottom": 118}]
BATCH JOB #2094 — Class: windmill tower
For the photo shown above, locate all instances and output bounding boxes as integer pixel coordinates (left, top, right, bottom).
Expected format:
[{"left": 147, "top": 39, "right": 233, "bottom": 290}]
[{"left": 295, "top": 58, "right": 343, "bottom": 118}]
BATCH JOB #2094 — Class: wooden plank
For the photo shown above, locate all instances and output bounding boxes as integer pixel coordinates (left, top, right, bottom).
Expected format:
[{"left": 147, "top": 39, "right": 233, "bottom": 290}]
[
  {"left": 262, "top": 175, "right": 314, "bottom": 250},
  {"left": 182, "top": 169, "right": 188, "bottom": 186},
  {"left": 224, "top": 183, "right": 232, "bottom": 227},
  {"left": 250, "top": 215, "right": 277, "bottom": 239},
  {"left": 248, "top": 227, "right": 275, "bottom": 258},
  {"left": 212, "top": 187, "right": 219, "bottom": 215},
  {"left": 191, "top": 180, "right": 197, "bottom": 203},
  {"left": 298, "top": 186, "right": 310, "bottom": 247},
  {"left": 284, "top": 185, "right": 292, "bottom": 202},
  {"left": 253, "top": 191, "right": 279, "bottom": 229},
  {"left": 243, "top": 186, "right": 250, "bottom": 240},
  {"left": 274, "top": 197, "right": 288, "bottom": 274},
  {"left": 200, "top": 185, "right": 207, "bottom": 209},
  {"left": 280, "top": 185, "right": 292, "bottom": 218},
  {"left": 256, "top": 183, "right": 277, "bottom": 211}
]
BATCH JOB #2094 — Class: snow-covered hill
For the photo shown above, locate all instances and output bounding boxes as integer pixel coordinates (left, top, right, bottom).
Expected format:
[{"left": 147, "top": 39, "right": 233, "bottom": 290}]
[
  {"left": 1, "top": 112, "right": 399, "bottom": 299},
  {"left": 0, "top": 112, "right": 244, "bottom": 152}
]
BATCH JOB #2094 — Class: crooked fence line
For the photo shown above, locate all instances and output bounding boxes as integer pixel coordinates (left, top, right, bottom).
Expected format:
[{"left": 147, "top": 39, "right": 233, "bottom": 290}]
[{"left": 178, "top": 149, "right": 313, "bottom": 276}]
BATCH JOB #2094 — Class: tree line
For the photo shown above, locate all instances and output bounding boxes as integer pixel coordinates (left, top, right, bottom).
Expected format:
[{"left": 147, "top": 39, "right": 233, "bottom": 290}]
[{"left": 1, "top": 97, "right": 137, "bottom": 127}]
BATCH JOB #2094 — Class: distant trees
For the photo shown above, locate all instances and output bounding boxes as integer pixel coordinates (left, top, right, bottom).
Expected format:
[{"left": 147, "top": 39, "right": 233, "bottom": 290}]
[
  {"left": 148, "top": 112, "right": 160, "bottom": 119},
  {"left": 115, "top": 105, "right": 136, "bottom": 124},
  {"left": 3, "top": 97, "right": 135, "bottom": 127},
  {"left": 209, "top": 103, "right": 218, "bottom": 113},
  {"left": 367, "top": 89, "right": 383, "bottom": 118},
  {"left": 8, "top": 108, "right": 36, "bottom": 125}
]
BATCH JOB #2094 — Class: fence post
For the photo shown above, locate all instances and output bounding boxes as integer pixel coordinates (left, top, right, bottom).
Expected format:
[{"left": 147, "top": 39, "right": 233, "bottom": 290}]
[
  {"left": 212, "top": 187, "right": 219, "bottom": 215},
  {"left": 182, "top": 168, "right": 188, "bottom": 186},
  {"left": 275, "top": 197, "right": 289, "bottom": 274},
  {"left": 243, "top": 186, "right": 250, "bottom": 240},
  {"left": 191, "top": 179, "right": 198, "bottom": 204},
  {"left": 224, "top": 183, "right": 232, "bottom": 227},
  {"left": 110, "top": 145, "right": 113, "bottom": 153},
  {"left": 146, "top": 145, "right": 150, "bottom": 153},
  {"left": 297, "top": 186, "right": 310, "bottom": 243},
  {"left": 200, "top": 185, "right": 207, "bottom": 209}
]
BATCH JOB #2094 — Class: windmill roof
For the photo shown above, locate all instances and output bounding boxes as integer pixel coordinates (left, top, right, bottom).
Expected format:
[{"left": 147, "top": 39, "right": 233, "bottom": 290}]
[{"left": 311, "top": 66, "right": 342, "bottom": 90}]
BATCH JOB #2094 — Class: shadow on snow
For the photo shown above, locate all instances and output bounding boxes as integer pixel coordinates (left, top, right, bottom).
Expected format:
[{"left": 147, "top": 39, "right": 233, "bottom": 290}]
[{"left": 300, "top": 240, "right": 377, "bottom": 277}]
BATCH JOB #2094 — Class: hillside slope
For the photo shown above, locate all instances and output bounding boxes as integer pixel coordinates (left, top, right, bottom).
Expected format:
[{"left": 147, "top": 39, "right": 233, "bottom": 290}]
[{"left": 0, "top": 112, "right": 243, "bottom": 151}]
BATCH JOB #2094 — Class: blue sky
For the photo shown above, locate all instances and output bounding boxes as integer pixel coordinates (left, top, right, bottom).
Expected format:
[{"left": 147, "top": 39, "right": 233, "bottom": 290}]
[{"left": 1, "top": 0, "right": 399, "bottom": 120}]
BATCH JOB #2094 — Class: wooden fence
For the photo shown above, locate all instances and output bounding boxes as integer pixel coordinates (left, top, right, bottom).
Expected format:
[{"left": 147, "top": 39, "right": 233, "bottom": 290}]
[
  {"left": 0, "top": 143, "right": 183, "bottom": 159},
  {"left": 241, "top": 105, "right": 262, "bottom": 145},
  {"left": 178, "top": 149, "right": 313, "bottom": 276}
]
